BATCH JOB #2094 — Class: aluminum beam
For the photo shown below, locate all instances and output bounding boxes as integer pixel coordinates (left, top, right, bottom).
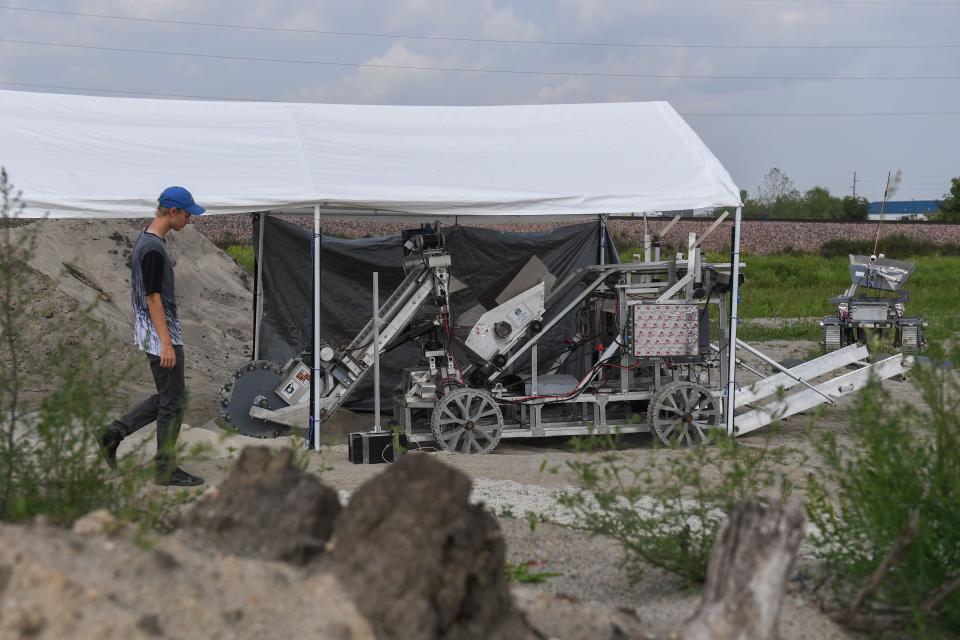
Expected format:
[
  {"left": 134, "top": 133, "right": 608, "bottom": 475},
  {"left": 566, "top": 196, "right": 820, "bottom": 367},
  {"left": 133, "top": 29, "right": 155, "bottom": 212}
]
[
  {"left": 725, "top": 207, "right": 742, "bottom": 436},
  {"left": 735, "top": 343, "right": 868, "bottom": 408},
  {"left": 734, "top": 354, "right": 911, "bottom": 436}
]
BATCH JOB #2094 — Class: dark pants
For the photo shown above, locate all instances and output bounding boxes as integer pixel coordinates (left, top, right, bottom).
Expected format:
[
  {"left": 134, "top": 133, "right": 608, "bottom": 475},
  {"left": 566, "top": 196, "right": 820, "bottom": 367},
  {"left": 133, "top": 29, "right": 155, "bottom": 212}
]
[{"left": 110, "top": 345, "right": 187, "bottom": 471}]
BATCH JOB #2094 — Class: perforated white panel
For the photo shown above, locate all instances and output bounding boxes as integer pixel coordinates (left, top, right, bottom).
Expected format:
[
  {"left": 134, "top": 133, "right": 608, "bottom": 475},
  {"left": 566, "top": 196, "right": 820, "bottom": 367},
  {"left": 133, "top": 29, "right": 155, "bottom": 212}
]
[{"left": 632, "top": 304, "right": 700, "bottom": 357}]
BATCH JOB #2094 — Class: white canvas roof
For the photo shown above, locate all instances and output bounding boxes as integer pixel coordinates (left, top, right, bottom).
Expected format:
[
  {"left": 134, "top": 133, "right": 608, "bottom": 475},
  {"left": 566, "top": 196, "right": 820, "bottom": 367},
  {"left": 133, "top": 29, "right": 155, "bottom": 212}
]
[{"left": 0, "top": 89, "right": 740, "bottom": 220}]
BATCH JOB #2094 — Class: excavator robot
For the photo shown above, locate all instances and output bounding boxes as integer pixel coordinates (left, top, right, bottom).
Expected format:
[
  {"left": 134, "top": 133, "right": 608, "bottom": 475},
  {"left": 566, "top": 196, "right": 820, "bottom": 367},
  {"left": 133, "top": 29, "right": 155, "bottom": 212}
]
[{"left": 220, "top": 223, "right": 913, "bottom": 452}]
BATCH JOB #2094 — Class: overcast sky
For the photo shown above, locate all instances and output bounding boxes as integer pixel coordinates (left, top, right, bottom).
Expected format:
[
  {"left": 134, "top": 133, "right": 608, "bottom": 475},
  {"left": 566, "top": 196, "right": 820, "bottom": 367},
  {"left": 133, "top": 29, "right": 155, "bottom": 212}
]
[{"left": 0, "top": 0, "right": 957, "bottom": 202}]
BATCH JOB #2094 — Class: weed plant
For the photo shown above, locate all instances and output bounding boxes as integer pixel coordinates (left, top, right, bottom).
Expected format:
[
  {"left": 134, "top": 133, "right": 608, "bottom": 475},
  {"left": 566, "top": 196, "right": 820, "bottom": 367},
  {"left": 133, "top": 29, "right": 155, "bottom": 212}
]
[
  {"left": 806, "top": 344, "right": 960, "bottom": 635},
  {"left": 0, "top": 169, "right": 181, "bottom": 529},
  {"left": 557, "top": 430, "right": 796, "bottom": 586},
  {"left": 223, "top": 244, "right": 254, "bottom": 273},
  {"left": 505, "top": 560, "right": 562, "bottom": 584}
]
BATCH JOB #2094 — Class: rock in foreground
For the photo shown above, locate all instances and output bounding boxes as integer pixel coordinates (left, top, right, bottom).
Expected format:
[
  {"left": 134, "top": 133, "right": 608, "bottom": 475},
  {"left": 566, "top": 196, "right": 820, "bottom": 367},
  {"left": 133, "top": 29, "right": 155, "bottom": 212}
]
[
  {"left": 0, "top": 520, "right": 373, "bottom": 640},
  {"left": 333, "top": 453, "right": 538, "bottom": 640},
  {"left": 184, "top": 446, "right": 341, "bottom": 565}
]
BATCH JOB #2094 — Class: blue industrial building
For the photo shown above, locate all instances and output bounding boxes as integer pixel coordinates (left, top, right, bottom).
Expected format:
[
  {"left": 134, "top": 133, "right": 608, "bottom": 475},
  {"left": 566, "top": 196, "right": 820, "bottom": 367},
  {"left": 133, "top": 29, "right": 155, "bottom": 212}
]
[{"left": 868, "top": 200, "right": 940, "bottom": 219}]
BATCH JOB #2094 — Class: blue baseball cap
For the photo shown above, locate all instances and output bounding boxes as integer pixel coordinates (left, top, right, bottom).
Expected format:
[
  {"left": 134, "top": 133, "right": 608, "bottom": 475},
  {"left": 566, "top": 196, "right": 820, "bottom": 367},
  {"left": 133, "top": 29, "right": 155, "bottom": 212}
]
[{"left": 158, "top": 186, "right": 205, "bottom": 216}]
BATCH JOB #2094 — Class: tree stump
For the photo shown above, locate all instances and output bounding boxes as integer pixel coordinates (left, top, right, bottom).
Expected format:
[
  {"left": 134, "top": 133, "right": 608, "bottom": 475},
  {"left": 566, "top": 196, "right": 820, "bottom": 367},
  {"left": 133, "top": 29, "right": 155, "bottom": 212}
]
[{"left": 681, "top": 498, "right": 805, "bottom": 640}]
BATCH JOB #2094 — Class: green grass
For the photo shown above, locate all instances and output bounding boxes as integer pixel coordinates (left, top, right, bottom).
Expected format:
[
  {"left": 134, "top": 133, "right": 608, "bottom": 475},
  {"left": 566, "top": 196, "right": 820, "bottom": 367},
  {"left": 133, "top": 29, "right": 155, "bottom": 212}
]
[
  {"left": 222, "top": 244, "right": 254, "bottom": 273},
  {"left": 621, "top": 248, "right": 960, "bottom": 343},
  {"left": 505, "top": 560, "right": 562, "bottom": 583},
  {"left": 736, "top": 322, "right": 822, "bottom": 342}
]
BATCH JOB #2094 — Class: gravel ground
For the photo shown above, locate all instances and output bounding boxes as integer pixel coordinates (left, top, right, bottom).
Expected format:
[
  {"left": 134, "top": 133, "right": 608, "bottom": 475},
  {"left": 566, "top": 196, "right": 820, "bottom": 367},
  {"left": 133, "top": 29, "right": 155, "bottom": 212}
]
[{"left": 499, "top": 517, "right": 685, "bottom": 608}]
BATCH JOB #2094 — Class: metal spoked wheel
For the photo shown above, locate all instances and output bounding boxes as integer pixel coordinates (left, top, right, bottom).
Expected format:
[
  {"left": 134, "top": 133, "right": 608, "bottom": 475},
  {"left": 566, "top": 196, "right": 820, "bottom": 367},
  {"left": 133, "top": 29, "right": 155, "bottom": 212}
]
[
  {"left": 218, "top": 360, "right": 290, "bottom": 438},
  {"left": 647, "top": 381, "right": 721, "bottom": 447},
  {"left": 431, "top": 387, "right": 504, "bottom": 454}
]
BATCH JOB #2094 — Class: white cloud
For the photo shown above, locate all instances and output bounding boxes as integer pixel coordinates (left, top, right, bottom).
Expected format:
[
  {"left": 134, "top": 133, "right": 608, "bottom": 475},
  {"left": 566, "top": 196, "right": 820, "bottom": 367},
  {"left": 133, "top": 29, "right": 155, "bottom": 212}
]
[
  {"left": 293, "top": 41, "right": 451, "bottom": 103},
  {"left": 73, "top": 0, "right": 208, "bottom": 20},
  {"left": 476, "top": 1, "right": 540, "bottom": 41},
  {"left": 530, "top": 77, "right": 588, "bottom": 103}
]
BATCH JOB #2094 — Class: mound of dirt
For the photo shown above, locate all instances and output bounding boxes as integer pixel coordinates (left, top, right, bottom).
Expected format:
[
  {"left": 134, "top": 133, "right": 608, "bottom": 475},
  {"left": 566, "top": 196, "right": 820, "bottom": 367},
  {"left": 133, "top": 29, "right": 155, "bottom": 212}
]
[
  {"left": 12, "top": 219, "right": 254, "bottom": 424},
  {"left": 0, "top": 519, "right": 375, "bottom": 640}
]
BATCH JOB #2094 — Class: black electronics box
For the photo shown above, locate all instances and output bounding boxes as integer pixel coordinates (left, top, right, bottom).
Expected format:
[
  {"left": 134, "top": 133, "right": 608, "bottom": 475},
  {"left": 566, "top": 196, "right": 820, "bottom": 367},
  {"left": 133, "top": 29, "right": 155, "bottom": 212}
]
[{"left": 348, "top": 431, "right": 407, "bottom": 464}]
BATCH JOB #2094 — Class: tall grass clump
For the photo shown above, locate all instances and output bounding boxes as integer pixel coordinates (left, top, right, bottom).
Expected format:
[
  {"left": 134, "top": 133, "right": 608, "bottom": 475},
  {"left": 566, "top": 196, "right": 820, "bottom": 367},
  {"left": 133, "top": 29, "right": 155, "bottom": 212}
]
[
  {"left": 223, "top": 244, "right": 254, "bottom": 273},
  {"left": 807, "top": 344, "right": 960, "bottom": 635},
  {"left": 558, "top": 430, "right": 797, "bottom": 585},
  {"left": 0, "top": 169, "right": 179, "bottom": 529}
]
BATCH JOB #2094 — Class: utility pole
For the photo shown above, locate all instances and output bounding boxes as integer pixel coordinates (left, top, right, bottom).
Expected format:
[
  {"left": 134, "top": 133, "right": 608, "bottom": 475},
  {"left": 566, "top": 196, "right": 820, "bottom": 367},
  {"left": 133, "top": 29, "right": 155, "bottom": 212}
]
[{"left": 851, "top": 171, "right": 858, "bottom": 198}]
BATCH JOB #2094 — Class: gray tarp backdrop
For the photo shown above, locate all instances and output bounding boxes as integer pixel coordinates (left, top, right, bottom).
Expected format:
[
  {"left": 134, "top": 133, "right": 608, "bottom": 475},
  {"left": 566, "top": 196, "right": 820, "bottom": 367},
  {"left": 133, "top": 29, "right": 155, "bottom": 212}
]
[{"left": 254, "top": 217, "right": 618, "bottom": 412}]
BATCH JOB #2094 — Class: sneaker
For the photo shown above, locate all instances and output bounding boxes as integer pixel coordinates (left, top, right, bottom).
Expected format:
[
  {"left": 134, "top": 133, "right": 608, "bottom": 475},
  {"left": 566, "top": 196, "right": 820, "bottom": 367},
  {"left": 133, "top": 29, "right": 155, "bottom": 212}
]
[
  {"left": 155, "top": 467, "right": 204, "bottom": 487},
  {"left": 95, "top": 427, "right": 123, "bottom": 469}
]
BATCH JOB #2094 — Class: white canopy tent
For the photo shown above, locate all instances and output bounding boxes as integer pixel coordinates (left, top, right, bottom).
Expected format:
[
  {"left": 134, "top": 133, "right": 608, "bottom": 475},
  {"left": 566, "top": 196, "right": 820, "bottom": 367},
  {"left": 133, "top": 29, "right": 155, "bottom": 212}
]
[
  {"left": 0, "top": 89, "right": 743, "bottom": 442},
  {"left": 0, "top": 89, "right": 740, "bottom": 220}
]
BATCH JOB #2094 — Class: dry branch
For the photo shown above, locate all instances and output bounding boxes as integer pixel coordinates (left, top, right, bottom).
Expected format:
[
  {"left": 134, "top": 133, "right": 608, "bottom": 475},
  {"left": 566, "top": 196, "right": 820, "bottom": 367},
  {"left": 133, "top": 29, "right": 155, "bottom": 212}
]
[
  {"left": 922, "top": 574, "right": 960, "bottom": 617},
  {"left": 835, "top": 510, "right": 918, "bottom": 622}
]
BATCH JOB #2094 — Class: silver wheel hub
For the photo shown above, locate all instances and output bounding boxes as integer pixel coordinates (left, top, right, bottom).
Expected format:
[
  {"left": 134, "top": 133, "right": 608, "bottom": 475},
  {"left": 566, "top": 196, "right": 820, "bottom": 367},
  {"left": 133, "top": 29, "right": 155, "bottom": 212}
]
[
  {"left": 430, "top": 387, "right": 504, "bottom": 454},
  {"left": 647, "top": 381, "right": 720, "bottom": 448}
]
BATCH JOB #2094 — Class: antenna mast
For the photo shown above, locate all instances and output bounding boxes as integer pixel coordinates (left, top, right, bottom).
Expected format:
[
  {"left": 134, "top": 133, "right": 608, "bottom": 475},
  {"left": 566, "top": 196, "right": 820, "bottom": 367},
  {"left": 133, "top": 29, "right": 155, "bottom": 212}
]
[{"left": 872, "top": 169, "right": 902, "bottom": 256}]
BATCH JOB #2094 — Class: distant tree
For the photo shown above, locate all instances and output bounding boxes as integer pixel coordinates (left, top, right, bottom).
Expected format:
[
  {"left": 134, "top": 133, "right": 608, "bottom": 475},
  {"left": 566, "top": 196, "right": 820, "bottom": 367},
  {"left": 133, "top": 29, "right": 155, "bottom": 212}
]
[
  {"left": 768, "top": 197, "right": 805, "bottom": 219},
  {"left": 736, "top": 189, "right": 765, "bottom": 219},
  {"left": 839, "top": 196, "right": 869, "bottom": 221},
  {"left": 937, "top": 177, "right": 960, "bottom": 222},
  {"left": 800, "top": 186, "right": 841, "bottom": 219},
  {"left": 757, "top": 168, "right": 800, "bottom": 207}
]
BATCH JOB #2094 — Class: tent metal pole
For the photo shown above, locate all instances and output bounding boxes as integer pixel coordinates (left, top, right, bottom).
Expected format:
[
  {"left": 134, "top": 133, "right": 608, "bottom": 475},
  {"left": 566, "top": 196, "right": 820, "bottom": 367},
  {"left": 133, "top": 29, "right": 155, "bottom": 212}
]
[
  {"left": 313, "top": 204, "right": 322, "bottom": 451},
  {"left": 253, "top": 212, "right": 267, "bottom": 360},
  {"left": 598, "top": 215, "right": 607, "bottom": 265},
  {"left": 725, "top": 207, "right": 742, "bottom": 436},
  {"left": 372, "top": 271, "right": 381, "bottom": 432}
]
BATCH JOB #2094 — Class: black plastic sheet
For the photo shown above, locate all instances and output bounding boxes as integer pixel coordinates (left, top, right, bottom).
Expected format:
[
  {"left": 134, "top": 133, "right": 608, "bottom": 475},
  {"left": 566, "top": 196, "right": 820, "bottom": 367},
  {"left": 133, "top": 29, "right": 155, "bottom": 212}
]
[{"left": 254, "top": 218, "right": 618, "bottom": 412}]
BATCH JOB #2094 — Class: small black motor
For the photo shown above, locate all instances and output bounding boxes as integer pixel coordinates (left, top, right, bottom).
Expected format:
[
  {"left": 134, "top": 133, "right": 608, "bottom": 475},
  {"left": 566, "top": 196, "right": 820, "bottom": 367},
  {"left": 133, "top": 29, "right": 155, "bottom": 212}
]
[{"left": 348, "top": 431, "right": 408, "bottom": 464}]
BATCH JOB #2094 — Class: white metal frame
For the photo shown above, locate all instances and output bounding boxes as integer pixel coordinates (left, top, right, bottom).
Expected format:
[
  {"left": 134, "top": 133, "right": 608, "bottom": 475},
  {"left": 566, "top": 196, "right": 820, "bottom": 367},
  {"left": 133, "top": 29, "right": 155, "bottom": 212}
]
[
  {"left": 725, "top": 206, "right": 742, "bottom": 435},
  {"left": 312, "top": 204, "right": 322, "bottom": 451}
]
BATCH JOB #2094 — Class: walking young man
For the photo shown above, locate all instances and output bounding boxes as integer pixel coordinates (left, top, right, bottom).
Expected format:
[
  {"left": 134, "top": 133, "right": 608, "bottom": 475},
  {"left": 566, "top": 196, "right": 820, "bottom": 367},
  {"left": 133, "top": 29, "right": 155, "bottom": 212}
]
[{"left": 97, "top": 186, "right": 205, "bottom": 486}]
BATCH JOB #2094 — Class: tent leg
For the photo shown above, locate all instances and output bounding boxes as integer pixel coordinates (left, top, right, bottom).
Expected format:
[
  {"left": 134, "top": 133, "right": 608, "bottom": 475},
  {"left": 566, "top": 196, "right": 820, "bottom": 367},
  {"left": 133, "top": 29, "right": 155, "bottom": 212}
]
[
  {"left": 372, "top": 271, "right": 381, "bottom": 432},
  {"left": 312, "top": 205, "right": 322, "bottom": 451},
  {"left": 253, "top": 212, "right": 267, "bottom": 360},
  {"left": 598, "top": 214, "right": 608, "bottom": 265},
  {"left": 725, "top": 207, "right": 742, "bottom": 436}
]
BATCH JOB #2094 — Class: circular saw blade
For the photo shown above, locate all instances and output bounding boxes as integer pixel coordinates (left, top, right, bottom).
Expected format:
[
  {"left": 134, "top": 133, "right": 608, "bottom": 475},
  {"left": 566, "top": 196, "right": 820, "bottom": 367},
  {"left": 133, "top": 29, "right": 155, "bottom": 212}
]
[{"left": 218, "top": 360, "right": 291, "bottom": 438}]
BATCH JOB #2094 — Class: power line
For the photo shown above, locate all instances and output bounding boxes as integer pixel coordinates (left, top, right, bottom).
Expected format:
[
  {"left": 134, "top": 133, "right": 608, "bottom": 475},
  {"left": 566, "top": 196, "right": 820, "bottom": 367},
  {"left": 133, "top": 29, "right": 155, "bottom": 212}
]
[
  {"left": 2, "top": 82, "right": 958, "bottom": 118},
  {"left": 1, "top": 38, "right": 958, "bottom": 81},
  {"left": 0, "top": 81, "right": 254, "bottom": 101},
  {"left": 0, "top": 5, "right": 957, "bottom": 50},
  {"left": 745, "top": 0, "right": 960, "bottom": 5},
  {"left": 685, "top": 111, "right": 960, "bottom": 116}
]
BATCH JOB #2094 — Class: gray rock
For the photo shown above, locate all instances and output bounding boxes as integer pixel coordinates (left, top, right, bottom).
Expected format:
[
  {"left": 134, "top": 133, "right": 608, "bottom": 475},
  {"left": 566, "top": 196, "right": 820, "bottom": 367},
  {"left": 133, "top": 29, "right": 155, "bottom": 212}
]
[
  {"left": 184, "top": 446, "right": 341, "bottom": 565},
  {"left": 332, "top": 453, "right": 539, "bottom": 640}
]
